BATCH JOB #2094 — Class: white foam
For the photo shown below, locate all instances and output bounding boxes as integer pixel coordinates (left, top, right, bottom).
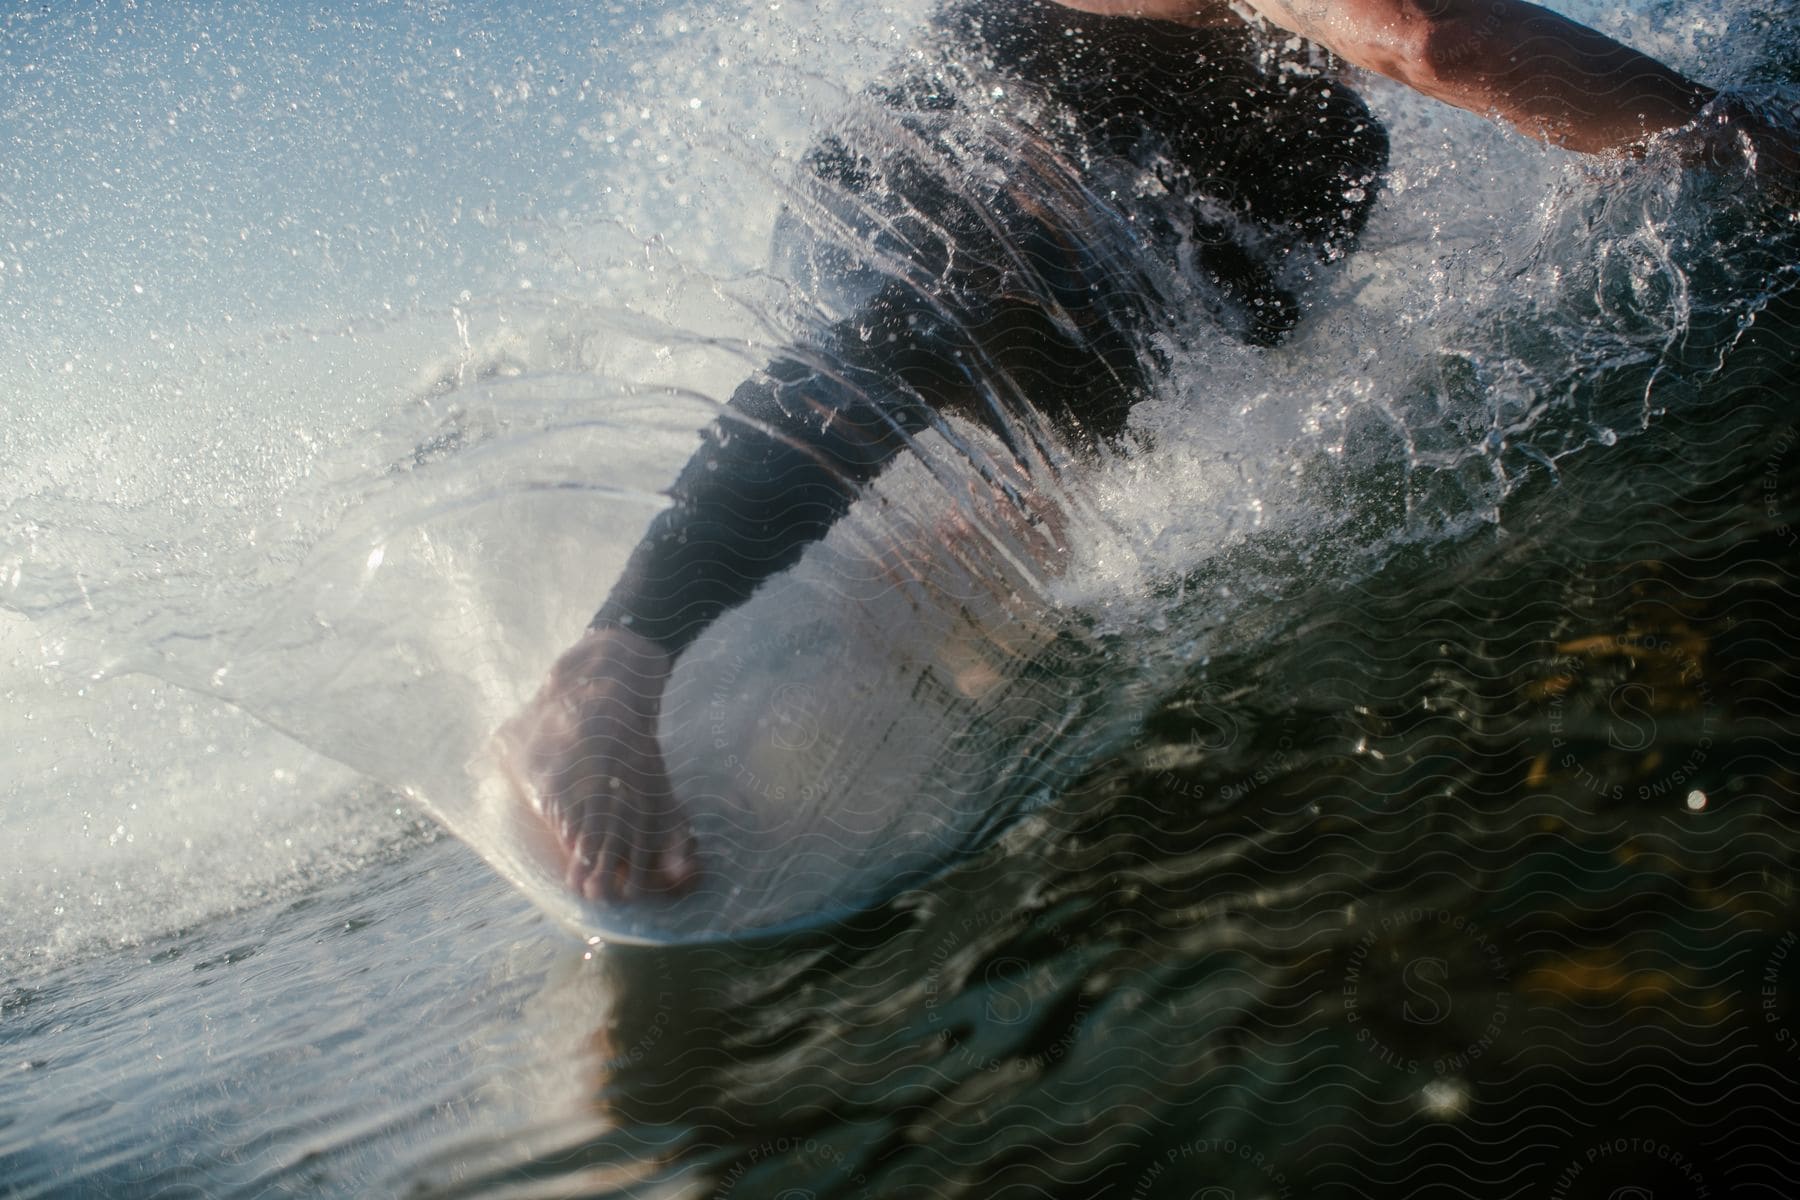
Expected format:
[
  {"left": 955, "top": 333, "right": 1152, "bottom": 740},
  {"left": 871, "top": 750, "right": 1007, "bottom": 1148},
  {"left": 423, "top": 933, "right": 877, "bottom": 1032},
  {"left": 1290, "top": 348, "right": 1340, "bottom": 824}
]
[{"left": 0, "top": 0, "right": 1760, "bottom": 961}]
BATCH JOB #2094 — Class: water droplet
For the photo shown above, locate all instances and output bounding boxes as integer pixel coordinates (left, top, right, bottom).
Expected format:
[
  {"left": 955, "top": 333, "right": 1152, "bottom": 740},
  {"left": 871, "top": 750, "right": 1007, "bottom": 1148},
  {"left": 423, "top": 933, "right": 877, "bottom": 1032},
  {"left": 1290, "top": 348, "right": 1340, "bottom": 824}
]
[{"left": 1419, "top": 1077, "right": 1469, "bottom": 1119}]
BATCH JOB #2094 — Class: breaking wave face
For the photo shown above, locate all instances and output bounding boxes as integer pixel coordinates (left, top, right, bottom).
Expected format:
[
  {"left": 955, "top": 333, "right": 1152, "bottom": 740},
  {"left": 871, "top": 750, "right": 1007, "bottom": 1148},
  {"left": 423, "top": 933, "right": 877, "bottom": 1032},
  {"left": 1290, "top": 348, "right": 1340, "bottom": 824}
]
[{"left": 3, "top": 0, "right": 1798, "bottom": 955}]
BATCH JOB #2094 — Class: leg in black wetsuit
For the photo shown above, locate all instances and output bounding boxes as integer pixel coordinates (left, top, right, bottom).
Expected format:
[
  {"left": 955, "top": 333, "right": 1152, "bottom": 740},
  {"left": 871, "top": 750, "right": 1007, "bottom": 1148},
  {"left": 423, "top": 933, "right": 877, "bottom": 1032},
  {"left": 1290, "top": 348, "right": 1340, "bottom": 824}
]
[{"left": 498, "top": 0, "right": 1390, "bottom": 902}]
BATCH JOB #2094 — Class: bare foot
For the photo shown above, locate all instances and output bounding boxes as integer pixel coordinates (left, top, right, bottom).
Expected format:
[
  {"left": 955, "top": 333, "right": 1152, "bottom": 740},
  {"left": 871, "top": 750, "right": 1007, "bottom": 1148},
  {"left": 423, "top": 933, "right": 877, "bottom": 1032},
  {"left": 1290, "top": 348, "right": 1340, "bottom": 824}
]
[{"left": 496, "top": 626, "right": 698, "bottom": 902}]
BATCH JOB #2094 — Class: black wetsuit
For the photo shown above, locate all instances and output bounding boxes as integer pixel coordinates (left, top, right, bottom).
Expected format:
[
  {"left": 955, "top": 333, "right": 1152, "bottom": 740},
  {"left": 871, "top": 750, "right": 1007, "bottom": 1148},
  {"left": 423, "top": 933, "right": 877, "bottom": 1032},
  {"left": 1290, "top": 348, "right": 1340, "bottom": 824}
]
[{"left": 591, "top": 0, "right": 1388, "bottom": 655}]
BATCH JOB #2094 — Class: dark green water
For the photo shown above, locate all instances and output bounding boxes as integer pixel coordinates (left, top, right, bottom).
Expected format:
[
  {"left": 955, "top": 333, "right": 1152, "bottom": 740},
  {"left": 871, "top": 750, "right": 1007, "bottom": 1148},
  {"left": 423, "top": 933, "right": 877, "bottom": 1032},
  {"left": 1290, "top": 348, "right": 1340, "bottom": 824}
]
[
  {"left": 6, "top": 5, "right": 1800, "bottom": 1198},
  {"left": 473, "top": 286, "right": 1800, "bottom": 1199},
  {"left": 12, "top": 194, "right": 1798, "bottom": 1200}
]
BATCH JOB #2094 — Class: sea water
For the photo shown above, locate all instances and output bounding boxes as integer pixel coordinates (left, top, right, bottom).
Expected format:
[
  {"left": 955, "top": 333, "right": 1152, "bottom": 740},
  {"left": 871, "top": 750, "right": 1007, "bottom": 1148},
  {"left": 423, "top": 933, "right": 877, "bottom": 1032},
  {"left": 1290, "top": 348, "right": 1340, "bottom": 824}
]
[{"left": 5, "top": 0, "right": 1800, "bottom": 1195}]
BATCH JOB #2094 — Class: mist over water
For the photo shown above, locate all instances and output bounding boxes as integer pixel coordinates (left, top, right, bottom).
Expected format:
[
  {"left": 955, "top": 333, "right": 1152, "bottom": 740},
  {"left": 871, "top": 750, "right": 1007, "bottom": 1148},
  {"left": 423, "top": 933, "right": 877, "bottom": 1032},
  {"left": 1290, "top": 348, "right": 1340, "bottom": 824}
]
[
  {"left": 3, "top": 0, "right": 1794, "bottom": 957},
  {"left": 4, "top": 0, "right": 1800, "bottom": 1193},
  {"left": 0, "top": 0, "right": 843, "bottom": 964}
]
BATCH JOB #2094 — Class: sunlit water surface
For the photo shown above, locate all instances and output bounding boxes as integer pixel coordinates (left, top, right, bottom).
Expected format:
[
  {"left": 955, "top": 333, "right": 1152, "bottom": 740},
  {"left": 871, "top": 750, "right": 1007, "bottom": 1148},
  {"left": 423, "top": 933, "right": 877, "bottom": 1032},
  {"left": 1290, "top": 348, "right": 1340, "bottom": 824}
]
[{"left": 5, "top": 0, "right": 1800, "bottom": 1196}]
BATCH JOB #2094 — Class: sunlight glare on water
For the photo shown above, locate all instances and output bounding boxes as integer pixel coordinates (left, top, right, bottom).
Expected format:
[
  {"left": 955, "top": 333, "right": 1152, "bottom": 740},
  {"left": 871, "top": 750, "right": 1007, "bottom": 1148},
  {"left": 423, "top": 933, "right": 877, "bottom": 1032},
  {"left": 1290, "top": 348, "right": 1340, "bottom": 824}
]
[
  {"left": 4, "top": 0, "right": 1800, "bottom": 1196},
  {"left": 4, "top": 0, "right": 1793, "bottom": 955}
]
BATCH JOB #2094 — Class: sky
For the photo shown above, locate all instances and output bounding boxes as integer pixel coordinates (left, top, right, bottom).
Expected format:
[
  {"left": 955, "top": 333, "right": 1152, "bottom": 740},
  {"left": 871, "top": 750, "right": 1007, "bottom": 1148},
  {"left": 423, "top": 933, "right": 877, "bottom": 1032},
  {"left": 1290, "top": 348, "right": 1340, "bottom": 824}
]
[{"left": 0, "top": 0, "right": 671, "bottom": 360}]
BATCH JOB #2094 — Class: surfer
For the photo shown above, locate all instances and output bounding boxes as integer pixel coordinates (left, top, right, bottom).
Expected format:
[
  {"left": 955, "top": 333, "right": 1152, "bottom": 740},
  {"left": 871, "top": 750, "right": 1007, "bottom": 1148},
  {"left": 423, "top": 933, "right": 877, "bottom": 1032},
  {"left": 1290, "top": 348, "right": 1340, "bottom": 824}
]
[{"left": 498, "top": 0, "right": 1735, "bottom": 902}]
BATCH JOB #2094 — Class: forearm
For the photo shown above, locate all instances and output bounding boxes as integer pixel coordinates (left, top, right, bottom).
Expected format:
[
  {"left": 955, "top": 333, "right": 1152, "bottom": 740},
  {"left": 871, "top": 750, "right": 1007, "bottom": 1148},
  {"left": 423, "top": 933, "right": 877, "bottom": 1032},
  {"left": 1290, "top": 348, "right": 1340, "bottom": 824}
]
[
  {"left": 592, "top": 291, "right": 956, "bottom": 657},
  {"left": 1052, "top": 0, "right": 1715, "bottom": 154},
  {"left": 592, "top": 365, "right": 907, "bottom": 656},
  {"left": 1251, "top": 0, "right": 1711, "bottom": 152}
]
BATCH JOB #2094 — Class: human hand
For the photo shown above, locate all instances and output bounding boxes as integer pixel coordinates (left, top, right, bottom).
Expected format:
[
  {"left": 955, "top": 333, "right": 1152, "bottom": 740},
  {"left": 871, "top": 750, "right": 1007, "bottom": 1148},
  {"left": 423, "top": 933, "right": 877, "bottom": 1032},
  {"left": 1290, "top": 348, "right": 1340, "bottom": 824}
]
[
  {"left": 1669, "top": 92, "right": 1800, "bottom": 188},
  {"left": 496, "top": 626, "right": 697, "bottom": 902}
]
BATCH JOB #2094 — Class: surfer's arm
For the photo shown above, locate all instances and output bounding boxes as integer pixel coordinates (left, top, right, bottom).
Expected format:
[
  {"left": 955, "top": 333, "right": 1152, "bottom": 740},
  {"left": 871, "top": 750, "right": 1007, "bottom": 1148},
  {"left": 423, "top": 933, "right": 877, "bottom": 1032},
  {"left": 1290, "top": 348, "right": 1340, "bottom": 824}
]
[
  {"left": 1052, "top": 0, "right": 1714, "bottom": 154},
  {"left": 1246, "top": 0, "right": 1712, "bottom": 152},
  {"left": 590, "top": 357, "right": 916, "bottom": 656},
  {"left": 496, "top": 331, "right": 921, "bottom": 904}
]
